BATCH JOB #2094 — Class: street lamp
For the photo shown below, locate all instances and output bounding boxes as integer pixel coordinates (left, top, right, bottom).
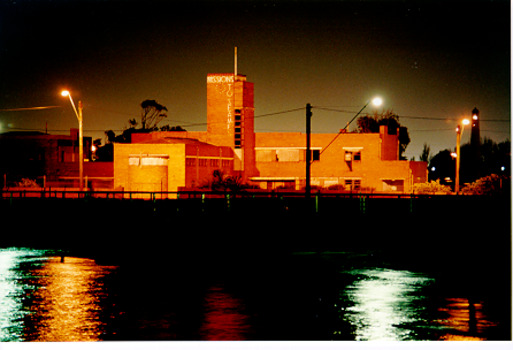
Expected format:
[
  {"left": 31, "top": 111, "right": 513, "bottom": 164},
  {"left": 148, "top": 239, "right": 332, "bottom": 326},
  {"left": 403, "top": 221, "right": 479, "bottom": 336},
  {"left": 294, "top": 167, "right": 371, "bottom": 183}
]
[
  {"left": 306, "top": 97, "right": 384, "bottom": 198},
  {"left": 61, "top": 90, "right": 84, "bottom": 191},
  {"left": 455, "top": 118, "right": 470, "bottom": 193},
  {"left": 343, "top": 96, "right": 384, "bottom": 131}
]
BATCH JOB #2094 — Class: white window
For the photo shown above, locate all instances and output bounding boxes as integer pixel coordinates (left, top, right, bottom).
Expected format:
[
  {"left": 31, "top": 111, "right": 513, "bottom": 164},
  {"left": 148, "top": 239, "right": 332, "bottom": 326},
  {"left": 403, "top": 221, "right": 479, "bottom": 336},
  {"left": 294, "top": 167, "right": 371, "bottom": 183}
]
[
  {"left": 276, "top": 149, "right": 300, "bottom": 162},
  {"left": 129, "top": 155, "right": 169, "bottom": 166}
]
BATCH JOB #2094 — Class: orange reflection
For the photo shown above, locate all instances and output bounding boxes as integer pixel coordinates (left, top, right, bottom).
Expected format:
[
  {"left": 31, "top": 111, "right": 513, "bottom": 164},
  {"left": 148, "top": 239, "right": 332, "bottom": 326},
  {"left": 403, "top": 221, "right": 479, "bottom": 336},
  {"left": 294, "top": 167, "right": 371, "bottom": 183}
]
[
  {"left": 438, "top": 297, "right": 497, "bottom": 341},
  {"left": 199, "top": 285, "right": 251, "bottom": 340},
  {"left": 27, "top": 257, "right": 117, "bottom": 341}
]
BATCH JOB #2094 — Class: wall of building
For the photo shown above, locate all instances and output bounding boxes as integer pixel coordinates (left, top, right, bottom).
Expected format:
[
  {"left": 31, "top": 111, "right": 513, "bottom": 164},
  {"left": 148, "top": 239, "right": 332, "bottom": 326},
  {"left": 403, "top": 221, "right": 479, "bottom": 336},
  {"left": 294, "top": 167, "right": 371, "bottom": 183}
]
[
  {"left": 253, "top": 126, "right": 426, "bottom": 192},
  {"left": 114, "top": 143, "right": 185, "bottom": 192},
  {"left": 114, "top": 139, "right": 234, "bottom": 192}
]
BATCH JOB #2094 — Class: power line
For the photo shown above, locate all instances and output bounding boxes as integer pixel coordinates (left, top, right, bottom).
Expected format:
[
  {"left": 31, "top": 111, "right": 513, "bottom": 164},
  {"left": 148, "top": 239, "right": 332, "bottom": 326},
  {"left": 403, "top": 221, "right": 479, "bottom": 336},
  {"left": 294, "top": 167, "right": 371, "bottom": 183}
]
[
  {"left": 254, "top": 107, "right": 305, "bottom": 119},
  {"left": 0, "top": 106, "right": 61, "bottom": 112},
  {"left": 312, "top": 106, "right": 510, "bottom": 123}
]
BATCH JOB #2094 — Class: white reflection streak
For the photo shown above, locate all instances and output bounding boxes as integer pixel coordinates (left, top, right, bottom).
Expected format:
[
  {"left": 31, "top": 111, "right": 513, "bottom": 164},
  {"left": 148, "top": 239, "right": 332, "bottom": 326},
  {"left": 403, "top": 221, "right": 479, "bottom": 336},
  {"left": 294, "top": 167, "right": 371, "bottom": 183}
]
[
  {"left": 0, "top": 248, "right": 46, "bottom": 341},
  {"left": 344, "top": 269, "right": 433, "bottom": 341}
]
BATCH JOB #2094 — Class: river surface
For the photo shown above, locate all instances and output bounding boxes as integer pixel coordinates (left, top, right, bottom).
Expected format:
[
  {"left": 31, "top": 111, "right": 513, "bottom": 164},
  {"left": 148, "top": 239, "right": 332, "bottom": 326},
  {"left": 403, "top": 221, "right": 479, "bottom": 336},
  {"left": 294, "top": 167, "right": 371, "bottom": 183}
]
[{"left": 0, "top": 246, "right": 510, "bottom": 341}]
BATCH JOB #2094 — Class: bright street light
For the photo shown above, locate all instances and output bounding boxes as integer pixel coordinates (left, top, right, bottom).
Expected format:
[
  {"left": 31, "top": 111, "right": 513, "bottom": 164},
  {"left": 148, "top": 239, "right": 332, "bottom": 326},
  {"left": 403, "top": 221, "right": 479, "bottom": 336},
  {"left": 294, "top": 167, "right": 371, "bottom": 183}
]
[
  {"left": 61, "top": 90, "right": 84, "bottom": 191},
  {"left": 371, "top": 97, "right": 383, "bottom": 107}
]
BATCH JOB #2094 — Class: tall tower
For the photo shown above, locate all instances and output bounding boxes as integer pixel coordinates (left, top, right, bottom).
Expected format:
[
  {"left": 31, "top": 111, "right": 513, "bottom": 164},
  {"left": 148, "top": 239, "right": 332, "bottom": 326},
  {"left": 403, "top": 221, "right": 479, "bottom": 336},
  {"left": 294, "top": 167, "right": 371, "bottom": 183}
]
[{"left": 206, "top": 72, "right": 256, "bottom": 179}]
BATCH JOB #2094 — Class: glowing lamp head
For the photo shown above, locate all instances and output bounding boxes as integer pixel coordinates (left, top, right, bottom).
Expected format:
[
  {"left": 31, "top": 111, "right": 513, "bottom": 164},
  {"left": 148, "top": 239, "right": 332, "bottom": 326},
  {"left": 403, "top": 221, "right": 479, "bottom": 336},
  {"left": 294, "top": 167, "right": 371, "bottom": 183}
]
[
  {"left": 61, "top": 90, "right": 70, "bottom": 97},
  {"left": 462, "top": 119, "right": 470, "bottom": 126},
  {"left": 371, "top": 97, "right": 383, "bottom": 107}
]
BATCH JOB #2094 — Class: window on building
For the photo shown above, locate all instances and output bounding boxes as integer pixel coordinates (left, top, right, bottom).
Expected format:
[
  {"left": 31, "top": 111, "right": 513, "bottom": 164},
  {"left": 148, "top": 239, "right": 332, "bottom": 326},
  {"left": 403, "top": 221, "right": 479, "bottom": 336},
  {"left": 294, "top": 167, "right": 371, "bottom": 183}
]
[
  {"left": 305, "top": 149, "right": 320, "bottom": 162},
  {"left": 382, "top": 179, "right": 404, "bottom": 192},
  {"left": 186, "top": 158, "right": 196, "bottom": 167},
  {"left": 343, "top": 179, "right": 362, "bottom": 191},
  {"left": 276, "top": 149, "right": 300, "bottom": 162},
  {"left": 199, "top": 159, "right": 208, "bottom": 167},
  {"left": 353, "top": 151, "right": 361, "bottom": 161},
  {"left": 256, "top": 149, "right": 275, "bottom": 162},
  {"left": 313, "top": 150, "right": 320, "bottom": 161},
  {"left": 210, "top": 159, "right": 219, "bottom": 167}
]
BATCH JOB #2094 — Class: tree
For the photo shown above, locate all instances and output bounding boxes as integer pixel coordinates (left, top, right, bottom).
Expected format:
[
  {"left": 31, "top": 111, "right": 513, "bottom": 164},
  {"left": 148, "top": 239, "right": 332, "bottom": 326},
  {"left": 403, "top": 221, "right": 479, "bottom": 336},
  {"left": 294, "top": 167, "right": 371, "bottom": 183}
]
[
  {"left": 99, "top": 99, "right": 186, "bottom": 148},
  {"left": 462, "top": 174, "right": 510, "bottom": 196},
  {"left": 428, "top": 149, "right": 454, "bottom": 184},
  {"left": 429, "top": 138, "right": 511, "bottom": 186},
  {"left": 94, "top": 130, "right": 115, "bottom": 161},
  {"left": 140, "top": 99, "right": 168, "bottom": 130},
  {"left": 356, "top": 110, "right": 410, "bottom": 159},
  {"left": 419, "top": 143, "right": 431, "bottom": 162}
]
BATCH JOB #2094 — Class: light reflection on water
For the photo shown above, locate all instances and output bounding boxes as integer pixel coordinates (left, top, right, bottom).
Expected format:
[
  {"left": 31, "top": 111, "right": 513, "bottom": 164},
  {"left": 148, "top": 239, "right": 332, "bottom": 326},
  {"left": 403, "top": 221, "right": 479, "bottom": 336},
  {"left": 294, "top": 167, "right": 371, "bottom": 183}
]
[
  {"left": 25, "top": 256, "right": 118, "bottom": 341},
  {"left": 0, "top": 248, "right": 117, "bottom": 341},
  {"left": 340, "top": 268, "right": 435, "bottom": 341},
  {"left": 0, "top": 248, "right": 49, "bottom": 341},
  {"left": 200, "top": 285, "right": 251, "bottom": 340},
  {"left": 0, "top": 248, "right": 508, "bottom": 341}
]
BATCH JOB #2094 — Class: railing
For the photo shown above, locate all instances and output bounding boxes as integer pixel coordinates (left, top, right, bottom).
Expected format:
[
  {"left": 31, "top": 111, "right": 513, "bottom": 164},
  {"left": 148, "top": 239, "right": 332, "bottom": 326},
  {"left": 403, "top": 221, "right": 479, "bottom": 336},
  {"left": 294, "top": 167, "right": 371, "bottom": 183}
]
[{"left": 0, "top": 188, "right": 449, "bottom": 201}]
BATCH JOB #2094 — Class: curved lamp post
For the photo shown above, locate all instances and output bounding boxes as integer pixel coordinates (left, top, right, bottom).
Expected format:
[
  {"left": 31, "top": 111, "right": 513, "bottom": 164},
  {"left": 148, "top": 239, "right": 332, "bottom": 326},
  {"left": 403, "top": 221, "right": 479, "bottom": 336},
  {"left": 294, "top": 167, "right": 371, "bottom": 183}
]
[{"left": 61, "top": 90, "right": 84, "bottom": 191}]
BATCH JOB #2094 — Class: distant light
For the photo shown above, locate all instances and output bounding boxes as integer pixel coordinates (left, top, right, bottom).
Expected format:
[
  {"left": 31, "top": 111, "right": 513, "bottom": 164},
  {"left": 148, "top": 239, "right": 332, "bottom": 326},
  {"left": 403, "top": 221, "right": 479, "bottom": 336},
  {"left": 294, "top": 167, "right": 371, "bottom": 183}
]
[
  {"left": 371, "top": 97, "right": 383, "bottom": 107},
  {"left": 61, "top": 90, "right": 70, "bottom": 97},
  {"left": 91, "top": 145, "right": 97, "bottom": 152},
  {"left": 431, "top": 166, "right": 436, "bottom": 171},
  {"left": 462, "top": 119, "right": 470, "bottom": 126},
  {"left": 473, "top": 115, "right": 478, "bottom": 120},
  {"left": 501, "top": 166, "right": 506, "bottom": 171},
  {"left": 451, "top": 152, "right": 457, "bottom": 158}
]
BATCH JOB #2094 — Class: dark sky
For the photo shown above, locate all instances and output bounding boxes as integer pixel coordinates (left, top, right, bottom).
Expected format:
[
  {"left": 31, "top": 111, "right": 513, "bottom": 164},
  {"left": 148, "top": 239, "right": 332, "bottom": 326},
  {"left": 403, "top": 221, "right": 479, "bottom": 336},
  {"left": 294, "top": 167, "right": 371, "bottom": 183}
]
[{"left": 0, "top": 0, "right": 510, "bottom": 159}]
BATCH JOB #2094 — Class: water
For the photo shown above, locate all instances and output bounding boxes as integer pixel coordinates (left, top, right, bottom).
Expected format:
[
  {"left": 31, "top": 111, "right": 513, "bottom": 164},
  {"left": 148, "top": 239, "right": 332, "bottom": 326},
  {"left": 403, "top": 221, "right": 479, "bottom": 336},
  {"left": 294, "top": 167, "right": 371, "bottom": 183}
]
[{"left": 0, "top": 247, "right": 510, "bottom": 341}]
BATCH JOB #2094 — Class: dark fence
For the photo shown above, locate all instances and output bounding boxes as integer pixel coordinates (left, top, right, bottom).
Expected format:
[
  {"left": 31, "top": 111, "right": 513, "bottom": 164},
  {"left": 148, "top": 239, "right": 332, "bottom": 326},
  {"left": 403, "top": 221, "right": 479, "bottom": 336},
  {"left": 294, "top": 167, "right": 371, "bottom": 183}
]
[{"left": 1, "top": 188, "right": 510, "bottom": 263}]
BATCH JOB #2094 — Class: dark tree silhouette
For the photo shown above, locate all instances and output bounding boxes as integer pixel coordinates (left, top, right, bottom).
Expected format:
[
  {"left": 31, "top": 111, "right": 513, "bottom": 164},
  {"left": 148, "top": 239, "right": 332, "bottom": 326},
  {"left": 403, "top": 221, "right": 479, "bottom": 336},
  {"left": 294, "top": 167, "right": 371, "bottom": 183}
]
[{"left": 140, "top": 99, "right": 168, "bottom": 130}]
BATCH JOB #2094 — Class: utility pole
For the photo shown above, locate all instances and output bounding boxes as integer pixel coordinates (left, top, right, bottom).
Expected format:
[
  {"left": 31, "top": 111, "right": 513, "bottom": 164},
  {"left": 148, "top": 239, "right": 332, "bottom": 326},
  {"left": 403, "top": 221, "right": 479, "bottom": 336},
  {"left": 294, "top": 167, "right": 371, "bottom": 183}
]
[
  {"left": 78, "top": 101, "right": 83, "bottom": 191},
  {"left": 306, "top": 103, "right": 312, "bottom": 199}
]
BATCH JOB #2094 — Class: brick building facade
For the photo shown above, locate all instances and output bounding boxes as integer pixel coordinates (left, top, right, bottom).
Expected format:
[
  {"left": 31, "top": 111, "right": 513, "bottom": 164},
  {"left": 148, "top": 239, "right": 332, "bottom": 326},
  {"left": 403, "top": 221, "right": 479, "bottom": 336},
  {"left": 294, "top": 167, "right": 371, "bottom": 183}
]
[{"left": 120, "top": 72, "right": 427, "bottom": 193}]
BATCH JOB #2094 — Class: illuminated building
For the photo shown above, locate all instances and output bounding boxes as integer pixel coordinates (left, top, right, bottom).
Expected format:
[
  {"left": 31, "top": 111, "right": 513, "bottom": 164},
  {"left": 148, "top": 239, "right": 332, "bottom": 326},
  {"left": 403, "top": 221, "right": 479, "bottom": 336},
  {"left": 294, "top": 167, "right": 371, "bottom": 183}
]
[
  {"left": 123, "top": 71, "right": 427, "bottom": 193},
  {"left": 253, "top": 125, "right": 426, "bottom": 191},
  {"left": 206, "top": 73, "right": 257, "bottom": 179},
  {"left": 114, "top": 137, "right": 233, "bottom": 193}
]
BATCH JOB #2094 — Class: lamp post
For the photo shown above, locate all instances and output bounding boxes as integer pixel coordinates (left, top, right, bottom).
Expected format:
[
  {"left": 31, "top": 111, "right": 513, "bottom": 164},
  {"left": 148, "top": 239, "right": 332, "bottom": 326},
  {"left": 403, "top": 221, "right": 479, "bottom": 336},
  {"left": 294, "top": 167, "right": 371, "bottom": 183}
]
[
  {"left": 61, "top": 90, "right": 84, "bottom": 191},
  {"left": 455, "top": 118, "right": 470, "bottom": 194}
]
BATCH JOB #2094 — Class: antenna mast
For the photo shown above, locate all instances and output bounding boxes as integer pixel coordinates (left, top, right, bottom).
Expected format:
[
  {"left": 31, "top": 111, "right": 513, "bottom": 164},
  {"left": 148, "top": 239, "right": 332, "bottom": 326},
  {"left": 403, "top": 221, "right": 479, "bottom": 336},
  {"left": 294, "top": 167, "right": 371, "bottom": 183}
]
[{"left": 234, "top": 46, "right": 238, "bottom": 77}]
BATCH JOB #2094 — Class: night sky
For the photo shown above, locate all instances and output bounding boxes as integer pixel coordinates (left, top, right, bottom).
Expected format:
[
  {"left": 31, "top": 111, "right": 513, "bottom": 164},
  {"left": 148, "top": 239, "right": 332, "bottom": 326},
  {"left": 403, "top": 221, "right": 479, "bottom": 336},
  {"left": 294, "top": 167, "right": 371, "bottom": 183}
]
[{"left": 0, "top": 0, "right": 510, "bottom": 160}]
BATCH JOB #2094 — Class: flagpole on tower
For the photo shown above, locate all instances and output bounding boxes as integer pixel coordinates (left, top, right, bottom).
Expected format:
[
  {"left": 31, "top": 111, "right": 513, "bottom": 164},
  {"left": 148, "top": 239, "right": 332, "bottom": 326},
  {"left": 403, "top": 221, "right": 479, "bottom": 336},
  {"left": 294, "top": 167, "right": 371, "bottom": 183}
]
[{"left": 234, "top": 46, "right": 238, "bottom": 78}]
